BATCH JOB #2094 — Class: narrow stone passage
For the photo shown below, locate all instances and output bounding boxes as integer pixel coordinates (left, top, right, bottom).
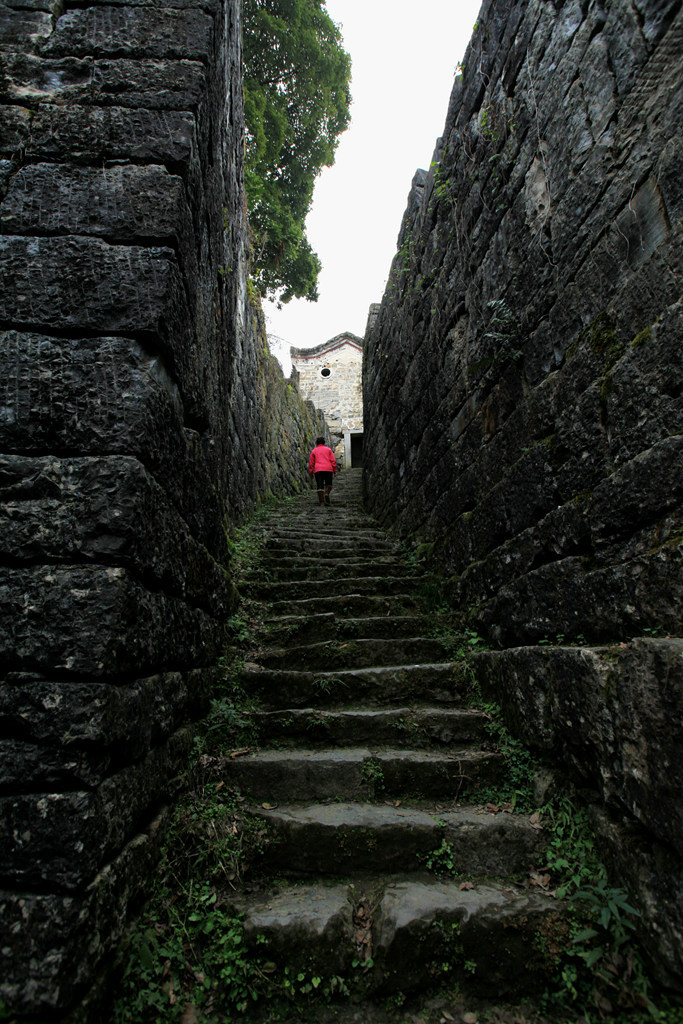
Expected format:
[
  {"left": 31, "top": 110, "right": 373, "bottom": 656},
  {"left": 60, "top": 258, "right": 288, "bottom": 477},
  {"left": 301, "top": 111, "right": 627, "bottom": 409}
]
[{"left": 221, "top": 469, "right": 565, "bottom": 1009}]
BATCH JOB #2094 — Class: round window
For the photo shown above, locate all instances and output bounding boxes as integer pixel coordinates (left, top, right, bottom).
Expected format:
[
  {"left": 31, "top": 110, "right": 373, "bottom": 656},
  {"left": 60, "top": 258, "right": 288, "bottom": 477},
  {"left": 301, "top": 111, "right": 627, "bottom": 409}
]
[{"left": 320, "top": 367, "right": 331, "bottom": 377}]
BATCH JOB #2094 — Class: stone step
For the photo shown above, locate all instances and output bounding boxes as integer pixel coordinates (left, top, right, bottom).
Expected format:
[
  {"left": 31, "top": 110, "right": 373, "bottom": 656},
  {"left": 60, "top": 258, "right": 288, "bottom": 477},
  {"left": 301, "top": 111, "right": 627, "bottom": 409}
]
[
  {"left": 257, "top": 614, "right": 428, "bottom": 646},
  {"left": 255, "top": 636, "right": 451, "bottom": 672},
  {"left": 248, "top": 575, "right": 432, "bottom": 601},
  {"left": 232, "top": 878, "right": 559, "bottom": 998},
  {"left": 266, "top": 592, "right": 420, "bottom": 618},
  {"left": 257, "top": 551, "right": 397, "bottom": 568},
  {"left": 243, "top": 559, "right": 413, "bottom": 584},
  {"left": 274, "top": 517, "right": 379, "bottom": 529},
  {"left": 219, "top": 471, "right": 570, "bottom": 1008},
  {"left": 264, "top": 544, "right": 401, "bottom": 561},
  {"left": 252, "top": 707, "right": 488, "bottom": 748},
  {"left": 244, "top": 800, "right": 545, "bottom": 877},
  {"left": 219, "top": 747, "right": 502, "bottom": 802},
  {"left": 241, "top": 661, "right": 466, "bottom": 709}
]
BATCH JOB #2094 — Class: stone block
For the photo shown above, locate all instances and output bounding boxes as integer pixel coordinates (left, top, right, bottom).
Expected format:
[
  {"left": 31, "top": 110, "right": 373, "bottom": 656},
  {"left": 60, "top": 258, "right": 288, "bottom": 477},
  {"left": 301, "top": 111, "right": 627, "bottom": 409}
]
[
  {"left": 589, "top": 434, "right": 683, "bottom": 544},
  {"left": 41, "top": 6, "right": 213, "bottom": 61},
  {"left": 0, "top": 565, "right": 225, "bottom": 678},
  {"left": 0, "top": 738, "right": 113, "bottom": 791},
  {"left": 0, "top": 52, "right": 93, "bottom": 103},
  {"left": 375, "top": 881, "right": 560, "bottom": 997},
  {"left": 0, "top": 104, "right": 197, "bottom": 169},
  {"left": 0, "top": 329, "right": 178, "bottom": 478},
  {"left": 2, "top": 0, "right": 62, "bottom": 12},
  {"left": 91, "top": 56, "right": 207, "bottom": 109},
  {"left": 0, "top": 672, "right": 210, "bottom": 789},
  {"left": 0, "top": 670, "right": 210, "bottom": 758},
  {"left": 66, "top": 0, "right": 219, "bottom": 9},
  {"left": 472, "top": 639, "right": 683, "bottom": 855},
  {"left": 0, "top": 454, "right": 236, "bottom": 615},
  {"left": 0, "top": 810, "right": 169, "bottom": 1013},
  {"left": 0, "top": 237, "right": 203, "bottom": 412},
  {"left": 0, "top": 164, "right": 190, "bottom": 245},
  {"left": 0, "top": 52, "right": 207, "bottom": 109},
  {"left": 482, "top": 523, "right": 682, "bottom": 642},
  {"left": 591, "top": 805, "right": 683, "bottom": 988},
  {"left": 0, "top": 331, "right": 236, "bottom": 562},
  {"left": 0, "top": 6, "right": 53, "bottom": 51},
  {"left": 605, "top": 305, "right": 683, "bottom": 465},
  {"left": 0, "top": 728, "right": 192, "bottom": 890}
]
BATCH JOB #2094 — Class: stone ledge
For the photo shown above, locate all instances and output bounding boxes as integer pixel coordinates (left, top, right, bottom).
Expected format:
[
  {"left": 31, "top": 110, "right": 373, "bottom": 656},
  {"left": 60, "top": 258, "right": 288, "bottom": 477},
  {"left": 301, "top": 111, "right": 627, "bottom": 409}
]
[
  {"left": 471, "top": 639, "right": 683, "bottom": 854},
  {"left": 0, "top": 454, "right": 237, "bottom": 616},
  {"left": 0, "top": 565, "right": 227, "bottom": 677},
  {"left": 0, "top": 726, "right": 191, "bottom": 889},
  {"left": 0, "top": 808, "right": 170, "bottom": 1013},
  {"left": 0, "top": 667, "right": 212, "bottom": 785}
]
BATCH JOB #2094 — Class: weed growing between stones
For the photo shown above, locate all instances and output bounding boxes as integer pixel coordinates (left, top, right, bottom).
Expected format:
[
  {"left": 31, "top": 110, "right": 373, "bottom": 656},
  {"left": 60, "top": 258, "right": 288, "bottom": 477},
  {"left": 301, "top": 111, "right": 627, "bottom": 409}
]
[
  {"left": 110, "top": 670, "right": 357, "bottom": 1022},
  {"left": 477, "top": 702, "right": 538, "bottom": 812},
  {"left": 419, "top": 838, "right": 459, "bottom": 877},
  {"left": 111, "top": 763, "right": 273, "bottom": 1023},
  {"left": 361, "top": 756, "right": 385, "bottom": 793},
  {"left": 112, "top": 507, "right": 275, "bottom": 1022},
  {"left": 416, "top": 737, "right": 671, "bottom": 1023},
  {"left": 424, "top": 920, "right": 474, "bottom": 982},
  {"left": 538, "top": 796, "right": 604, "bottom": 898},
  {"left": 312, "top": 674, "right": 348, "bottom": 698},
  {"left": 533, "top": 797, "right": 669, "bottom": 1022}
]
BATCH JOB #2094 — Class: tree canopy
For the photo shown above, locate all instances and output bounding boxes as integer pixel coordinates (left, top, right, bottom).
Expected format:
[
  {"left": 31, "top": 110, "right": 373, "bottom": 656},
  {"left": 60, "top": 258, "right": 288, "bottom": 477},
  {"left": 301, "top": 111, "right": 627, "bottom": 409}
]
[{"left": 242, "top": 0, "right": 352, "bottom": 305}]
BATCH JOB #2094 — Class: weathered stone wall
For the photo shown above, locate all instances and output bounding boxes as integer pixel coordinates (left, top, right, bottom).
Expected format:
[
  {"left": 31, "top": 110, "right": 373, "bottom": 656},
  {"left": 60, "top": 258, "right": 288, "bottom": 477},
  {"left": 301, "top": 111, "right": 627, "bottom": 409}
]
[
  {"left": 363, "top": 0, "right": 682, "bottom": 986},
  {"left": 0, "top": 0, "right": 326, "bottom": 1014}
]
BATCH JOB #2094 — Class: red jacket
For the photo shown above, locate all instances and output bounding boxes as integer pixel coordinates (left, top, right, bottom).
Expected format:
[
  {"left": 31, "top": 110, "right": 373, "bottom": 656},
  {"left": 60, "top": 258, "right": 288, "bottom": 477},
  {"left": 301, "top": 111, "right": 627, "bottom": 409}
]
[{"left": 309, "top": 444, "right": 337, "bottom": 474}]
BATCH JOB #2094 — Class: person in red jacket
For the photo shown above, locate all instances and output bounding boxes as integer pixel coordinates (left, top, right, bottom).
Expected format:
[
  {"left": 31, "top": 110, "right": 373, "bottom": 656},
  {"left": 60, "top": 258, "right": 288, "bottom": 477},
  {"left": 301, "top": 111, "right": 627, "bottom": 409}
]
[{"left": 309, "top": 436, "right": 337, "bottom": 506}]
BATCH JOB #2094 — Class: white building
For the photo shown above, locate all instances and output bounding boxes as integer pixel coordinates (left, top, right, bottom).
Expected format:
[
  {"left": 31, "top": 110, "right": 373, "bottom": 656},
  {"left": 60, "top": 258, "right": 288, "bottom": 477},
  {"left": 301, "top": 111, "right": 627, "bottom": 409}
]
[{"left": 290, "top": 332, "right": 364, "bottom": 468}]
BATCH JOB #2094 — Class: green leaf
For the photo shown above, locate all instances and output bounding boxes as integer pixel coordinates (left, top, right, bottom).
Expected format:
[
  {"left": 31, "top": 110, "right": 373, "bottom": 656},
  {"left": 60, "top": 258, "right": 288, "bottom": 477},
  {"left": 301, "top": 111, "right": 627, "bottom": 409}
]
[{"left": 580, "top": 947, "right": 604, "bottom": 968}]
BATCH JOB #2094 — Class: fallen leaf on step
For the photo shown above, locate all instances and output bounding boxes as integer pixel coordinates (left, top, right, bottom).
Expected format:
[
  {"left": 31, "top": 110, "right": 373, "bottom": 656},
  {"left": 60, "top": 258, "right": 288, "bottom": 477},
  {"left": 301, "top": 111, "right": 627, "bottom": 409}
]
[
  {"left": 459, "top": 881, "right": 474, "bottom": 891},
  {"left": 261, "top": 802, "right": 277, "bottom": 810},
  {"left": 528, "top": 871, "right": 551, "bottom": 889},
  {"left": 463, "top": 1014, "right": 478, "bottom": 1024},
  {"left": 230, "top": 747, "right": 251, "bottom": 758},
  {"left": 394, "top": 800, "right": 402, "bottom": 807},
  {"left": 529, "top": 811, "right": 543, "bottom": 829}
]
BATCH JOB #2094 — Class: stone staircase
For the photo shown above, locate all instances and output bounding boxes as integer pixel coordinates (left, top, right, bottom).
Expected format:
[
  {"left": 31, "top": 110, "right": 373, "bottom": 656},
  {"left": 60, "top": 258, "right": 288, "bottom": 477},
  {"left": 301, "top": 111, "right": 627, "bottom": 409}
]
[{"left": 222, "top": 469, "right": 562, "bottom": 1002}]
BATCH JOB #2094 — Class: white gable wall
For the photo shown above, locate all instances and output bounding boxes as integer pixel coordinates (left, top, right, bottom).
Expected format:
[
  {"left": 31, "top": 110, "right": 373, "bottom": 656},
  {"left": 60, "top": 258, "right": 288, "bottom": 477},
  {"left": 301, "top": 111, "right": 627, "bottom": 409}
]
[{"left": 292, "top": 341, "right": 363, "bottom": 440}]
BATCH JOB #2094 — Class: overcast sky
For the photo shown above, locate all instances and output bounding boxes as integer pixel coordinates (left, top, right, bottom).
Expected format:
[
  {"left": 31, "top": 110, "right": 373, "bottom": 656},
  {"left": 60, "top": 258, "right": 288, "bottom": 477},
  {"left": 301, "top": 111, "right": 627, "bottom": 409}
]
[{"left": 264, "top": 0, "right": 483, "bottom": 374}]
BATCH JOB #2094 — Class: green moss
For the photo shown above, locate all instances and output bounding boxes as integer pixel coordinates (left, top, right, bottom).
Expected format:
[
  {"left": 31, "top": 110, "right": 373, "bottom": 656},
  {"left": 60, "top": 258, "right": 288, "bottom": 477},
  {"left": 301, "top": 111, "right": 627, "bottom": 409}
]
[
  {"left": 415, "top": 541, "right": 435, "bottom": 561},
  {"left": 565, "top": 336, "right": 580, "bottom": 362},
  {"left": 576, "top": 311, "right": 626, "bottom": 372},
  {"left": 630, "top": 324, "right": 653, "bottom": 348}
]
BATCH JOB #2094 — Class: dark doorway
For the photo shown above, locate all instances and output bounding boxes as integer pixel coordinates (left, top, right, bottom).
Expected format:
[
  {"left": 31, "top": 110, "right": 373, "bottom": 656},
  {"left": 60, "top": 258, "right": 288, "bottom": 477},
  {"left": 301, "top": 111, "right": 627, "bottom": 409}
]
[{"left": 351, "top": 433, "right": 364, "bottom": 468}]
